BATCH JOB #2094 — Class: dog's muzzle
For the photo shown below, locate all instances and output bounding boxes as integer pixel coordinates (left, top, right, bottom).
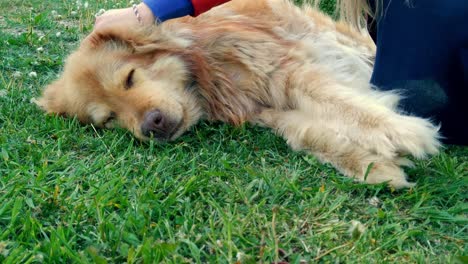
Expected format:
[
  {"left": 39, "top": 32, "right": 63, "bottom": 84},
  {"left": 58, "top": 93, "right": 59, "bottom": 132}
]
[{"left": 141, "top": 109, "right": 181, "bottom": 141}]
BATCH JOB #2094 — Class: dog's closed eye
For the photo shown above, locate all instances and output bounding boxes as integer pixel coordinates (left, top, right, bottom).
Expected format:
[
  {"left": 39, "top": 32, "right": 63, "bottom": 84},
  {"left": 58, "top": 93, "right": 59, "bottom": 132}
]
[{"left": 125, "top": 69, "right": 135, "bottom": 89}]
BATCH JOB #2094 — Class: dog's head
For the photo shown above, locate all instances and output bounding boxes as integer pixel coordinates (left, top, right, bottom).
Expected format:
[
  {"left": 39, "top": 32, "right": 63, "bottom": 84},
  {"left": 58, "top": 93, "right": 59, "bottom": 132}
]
[{"left": 36, "top": 25, "right": 204, "bottom": 141}]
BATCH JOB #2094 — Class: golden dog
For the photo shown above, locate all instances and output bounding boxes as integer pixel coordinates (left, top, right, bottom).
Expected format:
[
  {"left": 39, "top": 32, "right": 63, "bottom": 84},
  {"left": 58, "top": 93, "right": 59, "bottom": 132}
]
[{"left": 36, "top": 0, "right": 441, "bottom": 188}]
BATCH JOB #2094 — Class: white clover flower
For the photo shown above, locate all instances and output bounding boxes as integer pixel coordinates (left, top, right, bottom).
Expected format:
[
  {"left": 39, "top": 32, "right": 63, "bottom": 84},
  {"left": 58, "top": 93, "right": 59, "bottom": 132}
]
[
  {"left": 28, "top": 72, "right": 38, "bottom": 78},
  {"left": 348, "top": 220, "right": 366, "bottom": 239},
  {"left": 216, "top": 239, "right": 222, "bottom": 247},
  {"left": 51, "top": 10, "right": 58, "bottom": 16},
  {"left": 95, "top": 9, "right": 106, "bottom": 17},
  {"left": 71, "top": 11, "right": 78, "bottom": 16},
  {"left": 26, "top": 136, "right": 37, "bottom": 144},
  {"left": 56, "top": 32, "right": 61, "bottom": 37},
  {"left": 0, "top": 241, "right": 9, "bottom": 257},
  {"left": 175, "top": 231, "right": 186, "bottom": 239},
  {"left": 84, "top": 1, "right": 89, "bottom": 9},
  {"left": 236, "top": 252, "right": 245, "bottom": 262},
  {"left": 368, "top": 196, "right": 381, "bottom": 207},
  {"left": 13, "top": 71, "right": 22, "bottom": 78},
  {"left": 36, "top": 47, "right": 44, "bottom": 52},
  {"left": 35, "top": 254, "right": 44, "bottom": 262}
]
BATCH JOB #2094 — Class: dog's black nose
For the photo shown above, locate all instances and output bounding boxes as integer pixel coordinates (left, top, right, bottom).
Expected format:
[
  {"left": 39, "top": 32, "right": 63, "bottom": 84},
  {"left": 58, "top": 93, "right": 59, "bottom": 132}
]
[
  {"left": 141, "top": 109, "right": 166, "bottom": 138},
  {"left": 141, "top": 109, "right": 179, "bottom": 140}
]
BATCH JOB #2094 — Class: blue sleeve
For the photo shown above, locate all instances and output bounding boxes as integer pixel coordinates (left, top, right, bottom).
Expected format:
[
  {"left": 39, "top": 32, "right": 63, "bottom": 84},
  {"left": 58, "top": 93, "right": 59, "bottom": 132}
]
[{"left": 142, "top": 0, "right": 194, "bottom": 22}]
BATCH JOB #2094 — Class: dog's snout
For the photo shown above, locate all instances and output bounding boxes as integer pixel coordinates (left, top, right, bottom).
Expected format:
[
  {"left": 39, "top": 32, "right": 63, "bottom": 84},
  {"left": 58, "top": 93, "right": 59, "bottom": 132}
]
[
  {"left": 141, "top": 109, "right": 165, "bottom": 138},
  {"left": 141, "top": 109, "right": 180, "bottom": 140},
  {"left": 149, "top": 109, "right": 164, "bottom": 128}
]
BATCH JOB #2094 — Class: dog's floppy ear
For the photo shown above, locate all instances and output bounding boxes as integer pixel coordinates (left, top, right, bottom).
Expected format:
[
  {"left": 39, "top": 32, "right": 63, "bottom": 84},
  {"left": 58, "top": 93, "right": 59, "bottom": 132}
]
[
  {"left": 34, "top": 78, "right": 67, "bottom": 116},
  {"left": 82, "top": 25, "right": 152, "bottom": 49}
]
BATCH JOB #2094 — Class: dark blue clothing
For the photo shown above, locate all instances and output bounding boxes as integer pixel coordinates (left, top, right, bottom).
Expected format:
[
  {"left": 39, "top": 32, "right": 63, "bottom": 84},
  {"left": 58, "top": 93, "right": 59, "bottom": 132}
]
[
  {"left": 370, "top": 0, "right": 468, "bottom": 145},
  {"left": 143, "top": 0, "right": 194, "bottom": 22}
]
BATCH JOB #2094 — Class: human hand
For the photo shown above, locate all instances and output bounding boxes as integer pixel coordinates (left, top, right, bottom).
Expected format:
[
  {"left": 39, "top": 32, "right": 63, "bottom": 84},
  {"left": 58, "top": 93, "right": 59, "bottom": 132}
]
[{"left": 84, "top": 3, "right": 155, "bottom": 46}]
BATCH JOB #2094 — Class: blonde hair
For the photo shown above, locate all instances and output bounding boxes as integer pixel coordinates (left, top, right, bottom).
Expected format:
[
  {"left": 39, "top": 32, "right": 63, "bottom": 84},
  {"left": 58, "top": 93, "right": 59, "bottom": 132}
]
[{"left": 311, "top": 0, "right": 381, "bottom": 31}]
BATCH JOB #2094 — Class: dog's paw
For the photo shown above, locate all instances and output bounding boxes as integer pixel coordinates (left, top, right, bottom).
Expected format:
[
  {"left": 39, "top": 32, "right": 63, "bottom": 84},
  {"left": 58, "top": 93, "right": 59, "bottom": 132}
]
[
  {"left": 387, "top": 116, "right": 441, "bottom": 159},
  {"left": 363, "top": 160, "right": 415, "bottom": 189}
]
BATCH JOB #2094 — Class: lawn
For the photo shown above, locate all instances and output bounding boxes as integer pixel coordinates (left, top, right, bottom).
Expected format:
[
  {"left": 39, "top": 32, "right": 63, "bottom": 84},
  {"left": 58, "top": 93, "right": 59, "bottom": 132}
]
[{"left": 0, "top": 0, "right": 467, "bottom": 263}]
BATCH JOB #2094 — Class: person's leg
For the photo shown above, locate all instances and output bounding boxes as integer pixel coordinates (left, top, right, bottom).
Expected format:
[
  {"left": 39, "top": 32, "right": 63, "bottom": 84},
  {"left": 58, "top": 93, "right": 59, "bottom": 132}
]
[{"left": 370, "top": 0, "right": 468, "bottom": 145}]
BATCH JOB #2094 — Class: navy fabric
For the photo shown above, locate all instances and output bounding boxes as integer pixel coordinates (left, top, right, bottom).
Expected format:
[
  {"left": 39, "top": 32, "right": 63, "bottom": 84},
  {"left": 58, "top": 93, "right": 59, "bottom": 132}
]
[
  {"left": 370, "top": 0, "right": 468, "bottom": 145},
  {"left": 143, "top": 0, "right": 194, "bottom": 22},
  {"left": 461, "top": 48, "right": 468, "bottom": 86}
]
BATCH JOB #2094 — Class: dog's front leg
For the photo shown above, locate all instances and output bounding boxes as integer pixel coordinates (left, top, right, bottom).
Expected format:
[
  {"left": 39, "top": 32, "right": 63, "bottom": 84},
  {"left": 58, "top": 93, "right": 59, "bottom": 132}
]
[{"left": 255, "top": 109, "right": 418, "bottom": 188}]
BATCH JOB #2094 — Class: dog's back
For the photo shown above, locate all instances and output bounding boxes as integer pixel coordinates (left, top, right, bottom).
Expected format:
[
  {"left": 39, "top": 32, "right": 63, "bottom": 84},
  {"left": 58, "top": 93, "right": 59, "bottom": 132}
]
[{"left": 200, "top": 0, "right": 376, "bottom": 91}]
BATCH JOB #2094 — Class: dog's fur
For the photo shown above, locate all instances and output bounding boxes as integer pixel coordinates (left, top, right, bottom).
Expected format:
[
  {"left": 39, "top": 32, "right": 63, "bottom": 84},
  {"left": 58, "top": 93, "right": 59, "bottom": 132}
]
[{"left": 36, "top": 0, "right": 441, "bottom": 188}]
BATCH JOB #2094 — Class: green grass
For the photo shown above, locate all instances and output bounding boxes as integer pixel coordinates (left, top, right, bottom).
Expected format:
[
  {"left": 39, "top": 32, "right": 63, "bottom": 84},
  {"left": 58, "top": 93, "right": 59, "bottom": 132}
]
[{"left": 0, "top": 0, "right": 467, "bottom": 263}]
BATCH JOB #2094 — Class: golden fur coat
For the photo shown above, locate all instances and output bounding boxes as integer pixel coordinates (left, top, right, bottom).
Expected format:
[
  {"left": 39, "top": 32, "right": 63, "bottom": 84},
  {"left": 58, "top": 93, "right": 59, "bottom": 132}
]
[{"left": 36, "top": 0, "right": 440, "bottom": 188}]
